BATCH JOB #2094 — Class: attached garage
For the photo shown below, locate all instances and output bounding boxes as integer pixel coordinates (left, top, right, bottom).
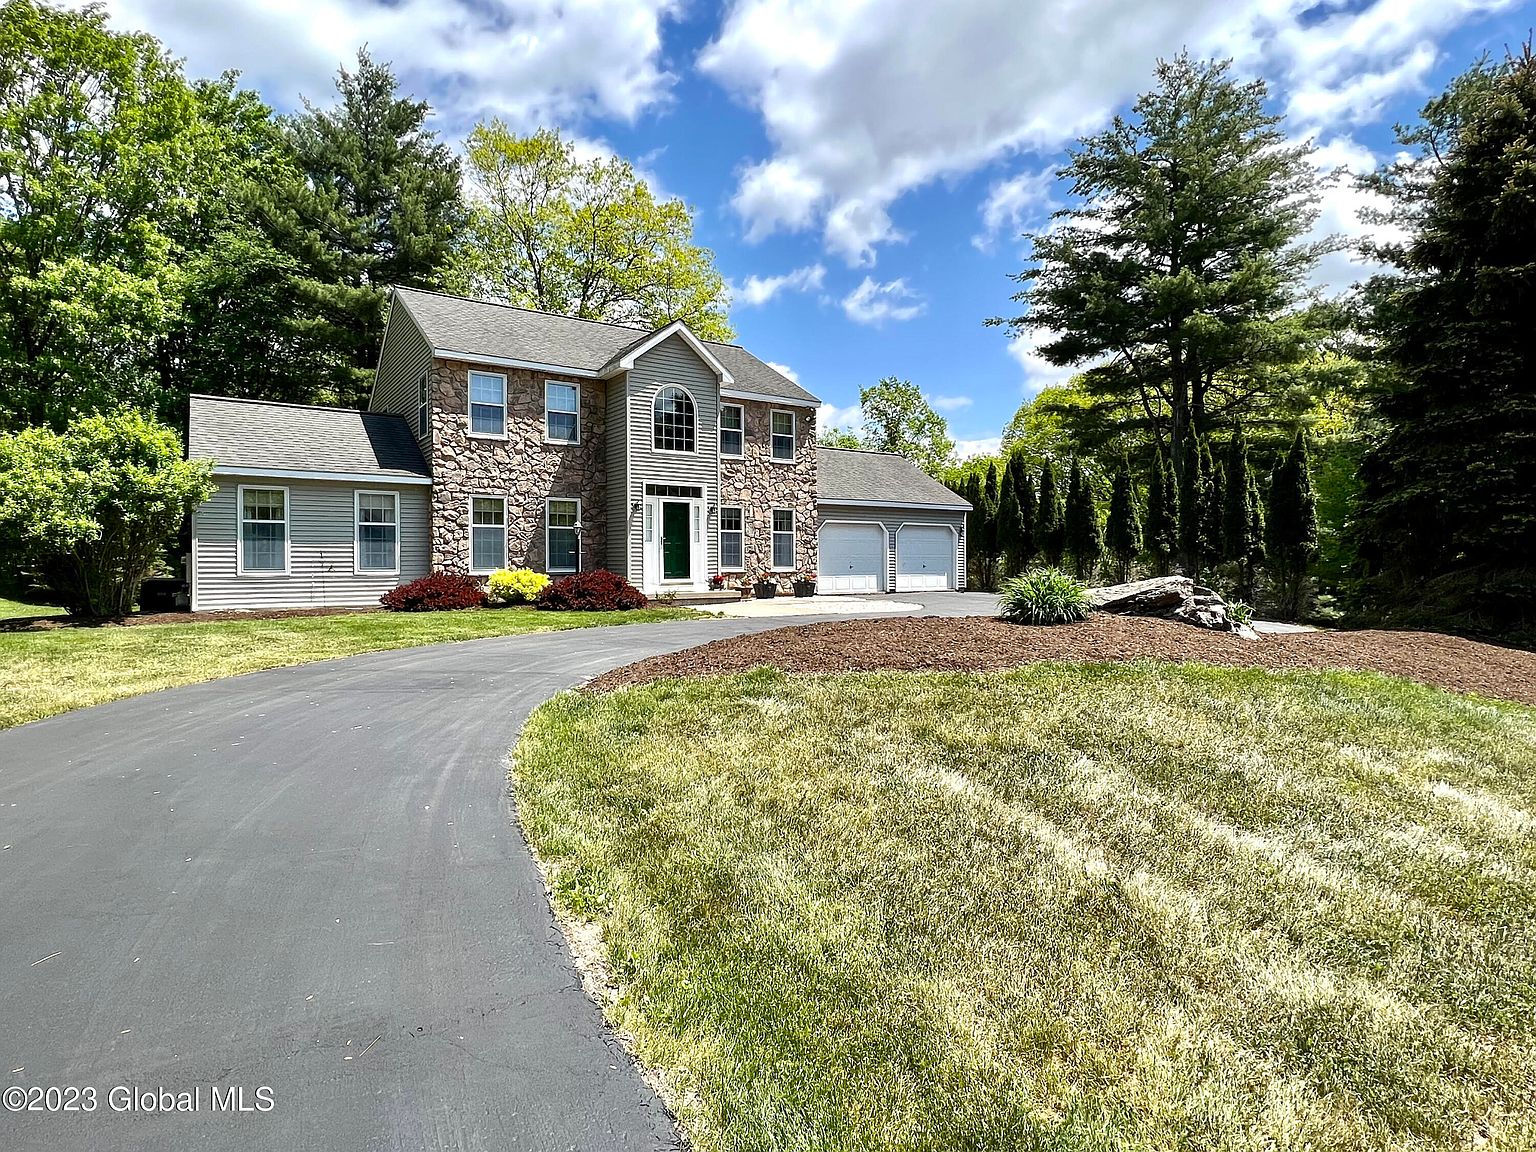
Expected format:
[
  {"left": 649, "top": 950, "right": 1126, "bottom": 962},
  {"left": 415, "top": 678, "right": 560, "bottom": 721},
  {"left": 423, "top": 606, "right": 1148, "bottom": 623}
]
[
  {"left": 817, "top": 521, "right": 887, "bottom": 593},
  {"left": 816, "top": 446, "right": 971, "bottom": 594}
]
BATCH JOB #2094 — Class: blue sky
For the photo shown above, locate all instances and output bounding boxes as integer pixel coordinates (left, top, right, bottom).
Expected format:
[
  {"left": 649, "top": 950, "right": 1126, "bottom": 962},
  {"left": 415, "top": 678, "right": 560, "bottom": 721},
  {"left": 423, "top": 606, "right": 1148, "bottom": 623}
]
[{"left": 98, "top": 0, "right": 1534, "bottom": 456}]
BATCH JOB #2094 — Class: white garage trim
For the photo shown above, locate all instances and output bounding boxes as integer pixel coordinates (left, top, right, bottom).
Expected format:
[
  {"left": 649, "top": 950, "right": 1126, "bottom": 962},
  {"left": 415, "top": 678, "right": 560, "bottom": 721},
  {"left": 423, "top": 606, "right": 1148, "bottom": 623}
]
[
  {"left": 816, "top": 519, "right": 889, "bottom": 594},
  {"left": 894, "top": 522, "right": 958, "bottom": 592}
]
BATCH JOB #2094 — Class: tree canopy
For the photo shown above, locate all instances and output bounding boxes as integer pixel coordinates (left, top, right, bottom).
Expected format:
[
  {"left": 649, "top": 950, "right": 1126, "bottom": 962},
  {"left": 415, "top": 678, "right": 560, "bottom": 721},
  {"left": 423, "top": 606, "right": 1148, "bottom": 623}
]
[{"left": 856, "top": 377, "right": 955, "bottom": 476}]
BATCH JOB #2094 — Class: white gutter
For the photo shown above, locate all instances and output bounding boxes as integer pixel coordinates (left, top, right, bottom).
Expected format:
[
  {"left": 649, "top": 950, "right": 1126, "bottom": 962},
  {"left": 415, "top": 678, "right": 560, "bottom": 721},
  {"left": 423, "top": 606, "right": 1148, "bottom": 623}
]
[
  {"left": 211, "top": 466, "right": 432, "bottom": 486},
  {"left": 817, "top": 497, "right": 972, "bottom": 512}
]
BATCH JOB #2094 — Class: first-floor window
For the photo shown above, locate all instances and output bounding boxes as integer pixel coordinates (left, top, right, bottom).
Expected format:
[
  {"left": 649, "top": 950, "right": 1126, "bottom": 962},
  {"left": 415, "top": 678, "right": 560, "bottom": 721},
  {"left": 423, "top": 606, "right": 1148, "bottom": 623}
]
[
  {"left": 239, "top": 486, "right": 287, "bottom": 573},
  {"left": 772, "top": 508, "right": 795, "bottom": 570},
  {"left": 356, "top": 491, "right": 399, "bottom": 573},
  {"left": 546, "top": 498, "right": 580, "bottom": 573},
  {"left": 719, "top": 506, "right": 743, "bottom": 570},
  {"left": 470, "top": 496, "right": 506, "bottom": 572}
]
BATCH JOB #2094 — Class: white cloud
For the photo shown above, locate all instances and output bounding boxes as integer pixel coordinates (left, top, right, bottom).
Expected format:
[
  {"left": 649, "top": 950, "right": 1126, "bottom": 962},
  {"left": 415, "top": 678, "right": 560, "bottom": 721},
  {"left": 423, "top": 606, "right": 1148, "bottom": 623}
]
[
  {"left": 927, "top": 394, "right": 972, "bottom": 413},
  {"left": 700, "top": 0, "right": 1510, "bottom": 265},
  {"left": 94, "top": 0, "right": 682, "bottom": 131},
  {"left": 975, "top": 165, "right": 1058, "bottom": 249},
  {"left": 817, "top": 401, "right": 863, "bottom": 431},
  {"left": 954, "top": 436, "right": 1003, "bottom": 460},
  {"left": 1004, "top": 324, "right": 1071, "bottom": 398},
  {"left": 767, "top": 361, "right": 802, "bottom": 384},
  {"left": 841, "top": 277, "right": 925, "bottom": 325},
  {"left": 1307, "top": 136, "right": 1410, "bottom": 295},
  {"left": 734, "top": 264, "right": 826, "bottom": 307}
]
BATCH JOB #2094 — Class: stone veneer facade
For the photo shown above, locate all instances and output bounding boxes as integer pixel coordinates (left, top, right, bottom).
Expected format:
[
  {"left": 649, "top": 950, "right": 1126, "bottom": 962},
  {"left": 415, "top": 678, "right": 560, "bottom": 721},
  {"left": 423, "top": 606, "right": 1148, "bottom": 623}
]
[
  {"left": 427, "top": 359, "right": 606, "bottom": 574},
  {"left": 718, "top": 400, "right": 818, "bottom": 589}
]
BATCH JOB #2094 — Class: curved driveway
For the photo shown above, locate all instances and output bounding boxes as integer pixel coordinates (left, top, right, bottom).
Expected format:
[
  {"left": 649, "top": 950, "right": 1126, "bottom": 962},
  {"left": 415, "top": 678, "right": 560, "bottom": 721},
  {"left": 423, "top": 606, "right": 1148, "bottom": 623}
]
[{"left": 0, "top": 595, "right": 989, "bottom": 1151}]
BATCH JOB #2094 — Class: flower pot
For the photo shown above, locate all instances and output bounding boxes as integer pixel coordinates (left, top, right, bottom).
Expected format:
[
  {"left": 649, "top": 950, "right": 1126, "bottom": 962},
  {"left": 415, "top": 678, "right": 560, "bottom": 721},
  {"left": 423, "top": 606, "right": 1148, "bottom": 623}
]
[
  {"left": 753, "top": 581, "right": 778, "bottom": 599},
  {"left": 792, "top": 580, "right": 816, "bottom": 598}
]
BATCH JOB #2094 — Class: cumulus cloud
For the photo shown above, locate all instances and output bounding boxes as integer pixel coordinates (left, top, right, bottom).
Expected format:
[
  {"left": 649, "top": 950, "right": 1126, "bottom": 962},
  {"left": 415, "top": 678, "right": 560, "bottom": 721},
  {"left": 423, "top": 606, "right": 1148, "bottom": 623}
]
[
  {"left": 734, "top": 264, "right": 826, "bottom": 307},
  {"left": 817, "top": 401, "right": 863, "bottom": 432},
  {"left": 700, "top": 0, "right": 1510, "bottom": 265},
  {"left": 954, "top": 436, "right": 1003, "bottom": 460},
  {"left": 94, "top": 0, "right": 682, "bottom": 131},
  {"left": 975, "top": 165, "right": 1058, "bottom": 249},
  {"left": 927, "top": 394, "right": 973, "bottom": 413},
  {"left": 767, "top": 361, "right": 802, "bottom": 384},
  {"left": 841, "top": 277, "right": 925, "bottom": 326}
]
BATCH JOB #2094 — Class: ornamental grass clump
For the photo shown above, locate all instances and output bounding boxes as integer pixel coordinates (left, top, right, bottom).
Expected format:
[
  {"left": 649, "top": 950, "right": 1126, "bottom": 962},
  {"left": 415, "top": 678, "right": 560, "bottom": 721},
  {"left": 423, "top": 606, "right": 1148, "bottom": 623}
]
[
  {"left": 998, "top": 567, "right": 1091, "bottom": 625},
  {"left": 486, "top": 567, "right": 550, "bottom": 605}
]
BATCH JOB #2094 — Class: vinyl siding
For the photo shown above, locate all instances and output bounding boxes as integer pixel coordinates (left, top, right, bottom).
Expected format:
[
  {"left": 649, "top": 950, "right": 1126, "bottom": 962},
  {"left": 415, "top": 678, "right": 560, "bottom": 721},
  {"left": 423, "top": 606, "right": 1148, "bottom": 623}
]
[
  {"left": 625, "top": 333, "right": 720, "bottom": 582},
  {"left": 606, "top": 372, "right": 630, "bottom": 574},
  {"left": 815, "top": 506, "right": 967, "bottom": 591},
  {"left": 370, "top": 302, "right": 434, "bottom": 452},
  {"left": 191, "top": 477, "right": 430, "bottom": 610}
]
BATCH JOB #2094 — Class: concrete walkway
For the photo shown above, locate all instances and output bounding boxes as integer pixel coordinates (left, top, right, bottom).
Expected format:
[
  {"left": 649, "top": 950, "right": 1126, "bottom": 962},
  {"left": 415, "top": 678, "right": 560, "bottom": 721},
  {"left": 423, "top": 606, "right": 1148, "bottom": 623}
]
[
  {"left": 0, "top": 596, "right": 994, "bottom": 1152},
  {"left": 696, "top": 594, "right": 925, "bottom": 617}
]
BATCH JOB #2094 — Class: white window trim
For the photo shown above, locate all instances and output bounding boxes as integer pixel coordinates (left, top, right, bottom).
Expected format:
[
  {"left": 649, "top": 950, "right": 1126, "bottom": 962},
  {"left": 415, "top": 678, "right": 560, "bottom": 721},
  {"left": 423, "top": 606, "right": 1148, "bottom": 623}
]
[
  {"left": 467, "top": 369, "right": 508, "bottom": 440},
  {"left": 468, "top": 493, "right": 508, "bottom": 575},
  {"left": 719, "top": 403, "right": 744, "bottom": 459},
  {"left": 651, "top": 383, "right": 699, "bottom": 456},
  {"left": 543, "top": 380, "right": 580, "bottom": 445},
  {"left": 353, "top": 489, "right": 400, "bottom": 576},
  {"left": 236, "top": 484, "right": 290, "bottom": 577},
  {"left": 718, "top": 505, "right": 745, "bottom": 571},
  {"left": 545, "top": 497, "right": 581, "bottom": 575},
  {"left": 416, "top": 372, "right": 430, "bottom": 439},
  {"left": 771, "top": 507, "right": 796, "bottom": 571},
  {"left": 770, "top": 409, "right": 796, "bottom": 463}
]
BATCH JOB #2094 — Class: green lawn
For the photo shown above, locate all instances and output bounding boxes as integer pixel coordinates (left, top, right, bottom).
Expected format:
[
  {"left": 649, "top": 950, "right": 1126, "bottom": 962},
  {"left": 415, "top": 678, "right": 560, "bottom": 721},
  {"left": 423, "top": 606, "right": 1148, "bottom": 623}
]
[
  {"left": 0, "top": 606, "right": 697, "bottom": 729},
  {"left": 0, "top": 594, "right": 65, "bottom": 620},
  {"left": 513, "top": 664, "right": 1536, "bottom": 1151}
]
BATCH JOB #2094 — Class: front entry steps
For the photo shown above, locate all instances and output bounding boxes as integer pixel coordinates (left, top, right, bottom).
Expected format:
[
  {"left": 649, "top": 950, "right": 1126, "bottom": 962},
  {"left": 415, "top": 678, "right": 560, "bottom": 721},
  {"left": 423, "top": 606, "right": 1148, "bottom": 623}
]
[{"left": 652, "top": 589, "right": 743, "bottom": 607}]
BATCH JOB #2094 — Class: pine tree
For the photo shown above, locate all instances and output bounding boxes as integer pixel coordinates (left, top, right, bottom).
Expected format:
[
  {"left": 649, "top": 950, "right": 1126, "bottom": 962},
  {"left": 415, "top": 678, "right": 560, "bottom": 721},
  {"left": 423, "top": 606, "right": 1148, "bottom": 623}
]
[
  {"left": 1145, "top": 448, "right": 1178, "bottom": 575},
  {"left": 1222, "top": 429, "right": 1261, "bottom": 599},
  {"left": 1104, "top": 459, "right": 1143, "bottom": 582},
  {"left": 1063, "top": 459, "right": 1102, "bottom": 580},
  {"left": 1265, "top": 429, "right": 1318, "bottom": 621},
  {"left": 1037, "top": 460, "right": 1064, "bottom": 568}
]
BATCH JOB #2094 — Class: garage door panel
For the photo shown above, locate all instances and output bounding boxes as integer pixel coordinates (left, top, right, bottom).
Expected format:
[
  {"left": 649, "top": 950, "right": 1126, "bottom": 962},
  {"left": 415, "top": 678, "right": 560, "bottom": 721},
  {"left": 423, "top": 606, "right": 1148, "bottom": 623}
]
[
  {"left": 818, "top": 522, "right": 885, "bottom": 594},
  {"left": 896, "top": 525, "right": 955, "bottom": 591}
]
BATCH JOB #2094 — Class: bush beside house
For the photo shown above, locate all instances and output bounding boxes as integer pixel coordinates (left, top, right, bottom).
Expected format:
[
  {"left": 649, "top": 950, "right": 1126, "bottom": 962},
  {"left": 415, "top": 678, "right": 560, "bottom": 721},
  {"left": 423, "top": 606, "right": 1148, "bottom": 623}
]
[
  {"left": 536, "top": 570, "right": 648, "bottom": 611},
  {"left": 380, "top": 572, "right": 486, "bottom": 611}
]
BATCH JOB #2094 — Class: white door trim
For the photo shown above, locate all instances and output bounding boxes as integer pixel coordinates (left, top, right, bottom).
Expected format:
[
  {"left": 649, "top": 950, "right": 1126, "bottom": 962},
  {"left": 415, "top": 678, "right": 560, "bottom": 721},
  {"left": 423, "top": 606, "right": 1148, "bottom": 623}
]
[
  {"left": 894, "top": 522, "right": 959, "bottom": 592},
  {"left": 816, "top": 519, "right": 888, "bottom": 594}
]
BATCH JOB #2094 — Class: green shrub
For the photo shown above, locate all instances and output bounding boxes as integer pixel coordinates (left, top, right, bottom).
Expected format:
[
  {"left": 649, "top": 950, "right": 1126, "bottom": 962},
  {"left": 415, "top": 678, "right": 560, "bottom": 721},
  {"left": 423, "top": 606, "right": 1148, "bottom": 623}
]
[
  {"left": 998, "top": 567, "right": 1091, "bottom": 625},
  {"left": 1229, "top": 600, "right": 1255, "bottom": 625},
  {"left": 486, "top": 567, "right": 550, "bottom": 605}
]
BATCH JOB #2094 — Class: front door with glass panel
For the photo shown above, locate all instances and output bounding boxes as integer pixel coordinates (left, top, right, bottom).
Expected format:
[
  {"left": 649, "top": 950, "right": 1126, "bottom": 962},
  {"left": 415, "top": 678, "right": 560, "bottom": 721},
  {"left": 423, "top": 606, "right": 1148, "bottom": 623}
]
[{"left": 661, "top": 501, "right": 691, "bottom": 581}]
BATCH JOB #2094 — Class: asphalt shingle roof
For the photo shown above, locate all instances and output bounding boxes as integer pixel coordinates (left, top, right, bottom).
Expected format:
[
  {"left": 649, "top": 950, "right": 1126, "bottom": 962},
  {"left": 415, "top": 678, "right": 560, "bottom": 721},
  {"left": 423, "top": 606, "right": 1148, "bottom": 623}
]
[
  {"left": 188, "top": 395, "right": 430, "bottom": 479},
  {"left": 816, "top": 446, "right": 972, "bottom": 509},
  {"left": 393, "top": 286, "right": 820, "bottom": 405}
]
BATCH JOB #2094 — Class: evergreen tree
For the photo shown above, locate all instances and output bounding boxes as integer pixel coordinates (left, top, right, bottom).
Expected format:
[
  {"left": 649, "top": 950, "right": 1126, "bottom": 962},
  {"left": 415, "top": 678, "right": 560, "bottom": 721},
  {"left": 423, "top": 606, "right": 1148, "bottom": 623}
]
[
  {"left": 1145, "top": 447, "right": 1178, "bottom": 575},
  {"left": 1200, "top": 437, "right": 1225, "bottom": 572},
  {"left": 1063, "top": 458, "right": 1102, "bottom": 580},
  {"left": 1177, "top": 437, "right": 1202, "bottom": 577},
  {"left": 1004, "top": 451, "right": 1037, "bottom": 569},
  {"left": 253, "top": 50, "right": 463, "bottom": 408},
  {"left": 995, "top": 486, "right": 1025, "bottom": 578},
  {"left": 1356, "top": 48, "right": 1536, "bottom": 638},
  {"left": 1104, "top": 459, "right": 1143, "bottom": 582},
  {"left": 961, "top": 474, "right": 990, "bottom": 590},
  {"left": 1222, "top": 429, "right": 1262, "bottom": 599},
  {"left": 1265, "top": 430, "right": 1318, "bottom": 621},
  {"left": 976, "top": 461, "right": 1002, "bottom": 589},
  {"left": 1037, "top": 460, "right": 1064, "bottom": 568}
]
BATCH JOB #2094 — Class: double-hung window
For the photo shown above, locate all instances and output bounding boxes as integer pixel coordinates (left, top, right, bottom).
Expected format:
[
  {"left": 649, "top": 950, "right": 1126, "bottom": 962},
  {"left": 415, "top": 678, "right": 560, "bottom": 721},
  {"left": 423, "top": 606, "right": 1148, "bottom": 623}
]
[
  {"left": 771, "top": 508, "right": 795, "bottom": 570},
  {"left": 545, "top": 382, "right": 579, "bottom": 443},
  {"left": 546, "top": 499, "right": 580, "bottom": 574},
  {"left": 470, "top": 496, "right": 506, "bottom": 573},
  {"left": 719, "top": 404, "right": 743, "bottom": 457},
  {"left": 356, "top": 491, "right": 399, "bottom": 574},
  {"left": 239, "top": 486, "right": 288, "bottom": 574},
  {"left": 417, "top": 373, "right": 430, "bottom": 438},
  {"left": 469, "top": 371, "right": 507, "bottom": 437},
  {"left": 771, "top": 410, "right": 795, "bottom": 461},
  {"left": 719, "top": 506, "right": 744, "bottom": 570}
]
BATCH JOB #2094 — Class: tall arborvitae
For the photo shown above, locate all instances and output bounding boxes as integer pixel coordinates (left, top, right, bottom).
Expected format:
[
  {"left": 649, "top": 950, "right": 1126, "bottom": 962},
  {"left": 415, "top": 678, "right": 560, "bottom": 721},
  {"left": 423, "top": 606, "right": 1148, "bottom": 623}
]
[
  {"left": 1145, "top": 447, "right": 1178, "bottom": 575},
  {"left": 1063, "top": 458, "right": 1102, "bottom": 580},
  {"left": 1265, "top": 429, "right": 1318, "bottom": 620},
  {"left": 1200, "top": 437, "right": 1225, "bottom": 573},
  {"left": 1104, "top": 459, "right": 1143, "bottom": 582},
  {"left": 995, "top": 485, "right": 1025, "bottom": 578},
  {"left": 1177, "top": 437, "right": 1202, "bottom": 577},
  {"left": 1222, "top": 429, "right": 1262, "bottom": 599},
  {"left": 978, "top": 461, "right": 1002, "bottom": 588},
  {"left": 1014, "top": 468, "right": 1038, "bottom": 571},
  {"left": 1037, "top": 460, "right": 1064, "bottom": 568},
  {"left": 961, "top": 474, "right": 990, "bottom": 590}
]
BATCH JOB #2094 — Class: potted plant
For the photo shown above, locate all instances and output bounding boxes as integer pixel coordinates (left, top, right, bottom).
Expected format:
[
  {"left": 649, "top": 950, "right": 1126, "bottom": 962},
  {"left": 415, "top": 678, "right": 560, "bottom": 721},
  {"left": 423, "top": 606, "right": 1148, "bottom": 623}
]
[
  {"left": 752, "top": 570, "right": 779, "bottom": 599},
  {"left": 708, "top": 573, "right": 728, "bottom": 591},
  {"left": 792, "top": 569, "right": 817, "bottom": 597}
]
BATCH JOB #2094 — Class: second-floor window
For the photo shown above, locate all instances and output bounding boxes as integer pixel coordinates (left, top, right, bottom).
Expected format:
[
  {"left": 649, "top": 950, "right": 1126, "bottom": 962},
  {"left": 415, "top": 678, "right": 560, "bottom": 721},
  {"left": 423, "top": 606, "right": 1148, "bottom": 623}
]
[
  {"left": 719, "top": 404, "right": 743, "bottom": 457},
  {"left": 469, "top": 371, "right": 506, "bottom": 437},
  {"left": 545, "top": 382, "right": 579, "bottom": 443},
  {"left": 653, "top": 386, "right": 694, "bottom": 453},
  {"left": 771, "top": 410, "right": 795, "bottom": 461}
]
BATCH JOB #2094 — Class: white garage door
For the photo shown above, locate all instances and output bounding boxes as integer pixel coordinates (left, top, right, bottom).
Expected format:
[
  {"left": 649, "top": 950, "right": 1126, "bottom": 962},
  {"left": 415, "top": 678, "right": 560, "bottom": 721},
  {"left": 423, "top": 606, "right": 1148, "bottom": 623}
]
[
  {"left": 896, "top": 525, "right": 956, "bottom": 591},
  {"left": 818, "top": 522, "right": 886, "bottom": 593}
]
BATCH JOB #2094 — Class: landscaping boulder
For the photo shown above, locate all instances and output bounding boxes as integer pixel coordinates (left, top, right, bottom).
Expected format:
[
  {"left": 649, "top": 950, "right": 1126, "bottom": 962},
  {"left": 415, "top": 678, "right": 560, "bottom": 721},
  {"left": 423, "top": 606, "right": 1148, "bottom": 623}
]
[{"left": 1087, "top": 576, "right": 1255, "bottom": 637}]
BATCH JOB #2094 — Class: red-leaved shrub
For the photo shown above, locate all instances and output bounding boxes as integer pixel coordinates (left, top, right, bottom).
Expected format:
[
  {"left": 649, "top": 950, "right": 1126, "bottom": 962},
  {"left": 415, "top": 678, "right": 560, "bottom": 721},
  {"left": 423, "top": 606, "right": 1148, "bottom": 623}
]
[
  {"left": 380, "top": 572, "right": 486, "bottom": 611},
  {"left": 535, "top": 569, "right": 648, "bottom": 611}
]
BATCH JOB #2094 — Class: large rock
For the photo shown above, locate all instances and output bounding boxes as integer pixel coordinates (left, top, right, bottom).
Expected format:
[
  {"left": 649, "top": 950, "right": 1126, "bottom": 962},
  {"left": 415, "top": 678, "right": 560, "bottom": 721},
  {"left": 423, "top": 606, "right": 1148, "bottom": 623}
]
[{"left": 1088, "top": 575, "right": 1254, "bottom": 636}]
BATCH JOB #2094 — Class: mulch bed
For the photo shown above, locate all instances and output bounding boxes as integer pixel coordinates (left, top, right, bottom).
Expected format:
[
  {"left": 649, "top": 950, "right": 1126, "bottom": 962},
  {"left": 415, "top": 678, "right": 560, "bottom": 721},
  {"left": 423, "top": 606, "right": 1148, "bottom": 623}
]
[
  {"left": 586, "top": 614, "right": 1536, "bottom": 707},
  {"left": 1, "top": 605, "right": 378, "bottom": 632}
]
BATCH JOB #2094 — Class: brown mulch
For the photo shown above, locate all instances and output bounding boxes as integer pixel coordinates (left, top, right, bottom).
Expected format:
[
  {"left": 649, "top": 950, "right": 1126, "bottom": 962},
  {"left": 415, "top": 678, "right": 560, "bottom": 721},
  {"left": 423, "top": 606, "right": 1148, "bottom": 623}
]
[
  {"left": 586, "top": 614, "right": 1536, "bottom": 707},
  {"left": 1, "top": 605, "right": 379, "bottom": 632}
]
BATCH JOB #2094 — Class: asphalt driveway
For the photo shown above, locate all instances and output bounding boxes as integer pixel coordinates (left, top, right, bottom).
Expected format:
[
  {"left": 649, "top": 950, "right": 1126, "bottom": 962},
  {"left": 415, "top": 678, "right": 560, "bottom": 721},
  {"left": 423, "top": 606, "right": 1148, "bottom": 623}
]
[{"left": 0, "top": 593, "right": 994, "bottom": 1151}]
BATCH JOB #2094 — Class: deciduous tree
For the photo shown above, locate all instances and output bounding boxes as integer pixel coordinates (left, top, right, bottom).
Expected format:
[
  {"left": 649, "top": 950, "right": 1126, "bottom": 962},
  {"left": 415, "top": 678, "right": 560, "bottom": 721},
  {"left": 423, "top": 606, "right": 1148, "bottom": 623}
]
[{"left": 858, "top": 377, "right": 955, "bottom": 476}]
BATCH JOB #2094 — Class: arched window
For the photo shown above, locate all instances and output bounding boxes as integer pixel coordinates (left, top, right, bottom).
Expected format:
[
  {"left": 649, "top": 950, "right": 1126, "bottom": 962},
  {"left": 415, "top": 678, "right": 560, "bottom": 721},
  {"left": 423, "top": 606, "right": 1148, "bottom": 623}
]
[{"left": 653, "top": 386, "right": 695, "bottom": 452}]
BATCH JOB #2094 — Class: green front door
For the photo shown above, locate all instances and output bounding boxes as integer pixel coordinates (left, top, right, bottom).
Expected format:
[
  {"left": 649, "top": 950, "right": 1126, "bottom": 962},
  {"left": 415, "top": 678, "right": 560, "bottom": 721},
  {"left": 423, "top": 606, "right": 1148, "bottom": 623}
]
[{"left": 661, "top": 501, "right": 691, "bottom": 581}]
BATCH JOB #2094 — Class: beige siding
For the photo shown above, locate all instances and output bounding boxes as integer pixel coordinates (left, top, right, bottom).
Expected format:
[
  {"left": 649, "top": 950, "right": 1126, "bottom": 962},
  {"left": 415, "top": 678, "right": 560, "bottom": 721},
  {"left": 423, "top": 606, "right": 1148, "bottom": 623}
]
[
  {"left": 370, "top": 303, "right": 434, "bottom": 453},
  {"left": 192, "top": 477, "right": 431, "bottom": 610},
  {"left": 625, "top": 333, "right": 720, "bottom": 581},
  {"left": 815, "top": 506, "right": 968, "bottom": 591},
  {"left": 605, "top": 372, "right": 630, "bottom": 574}
]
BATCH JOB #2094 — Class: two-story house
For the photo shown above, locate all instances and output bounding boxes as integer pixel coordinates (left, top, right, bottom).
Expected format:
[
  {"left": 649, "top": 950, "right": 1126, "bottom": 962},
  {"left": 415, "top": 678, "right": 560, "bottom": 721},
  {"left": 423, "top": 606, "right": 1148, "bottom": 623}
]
[{"left": 184, "top": 287, "right": 969, "bottom": 610}]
